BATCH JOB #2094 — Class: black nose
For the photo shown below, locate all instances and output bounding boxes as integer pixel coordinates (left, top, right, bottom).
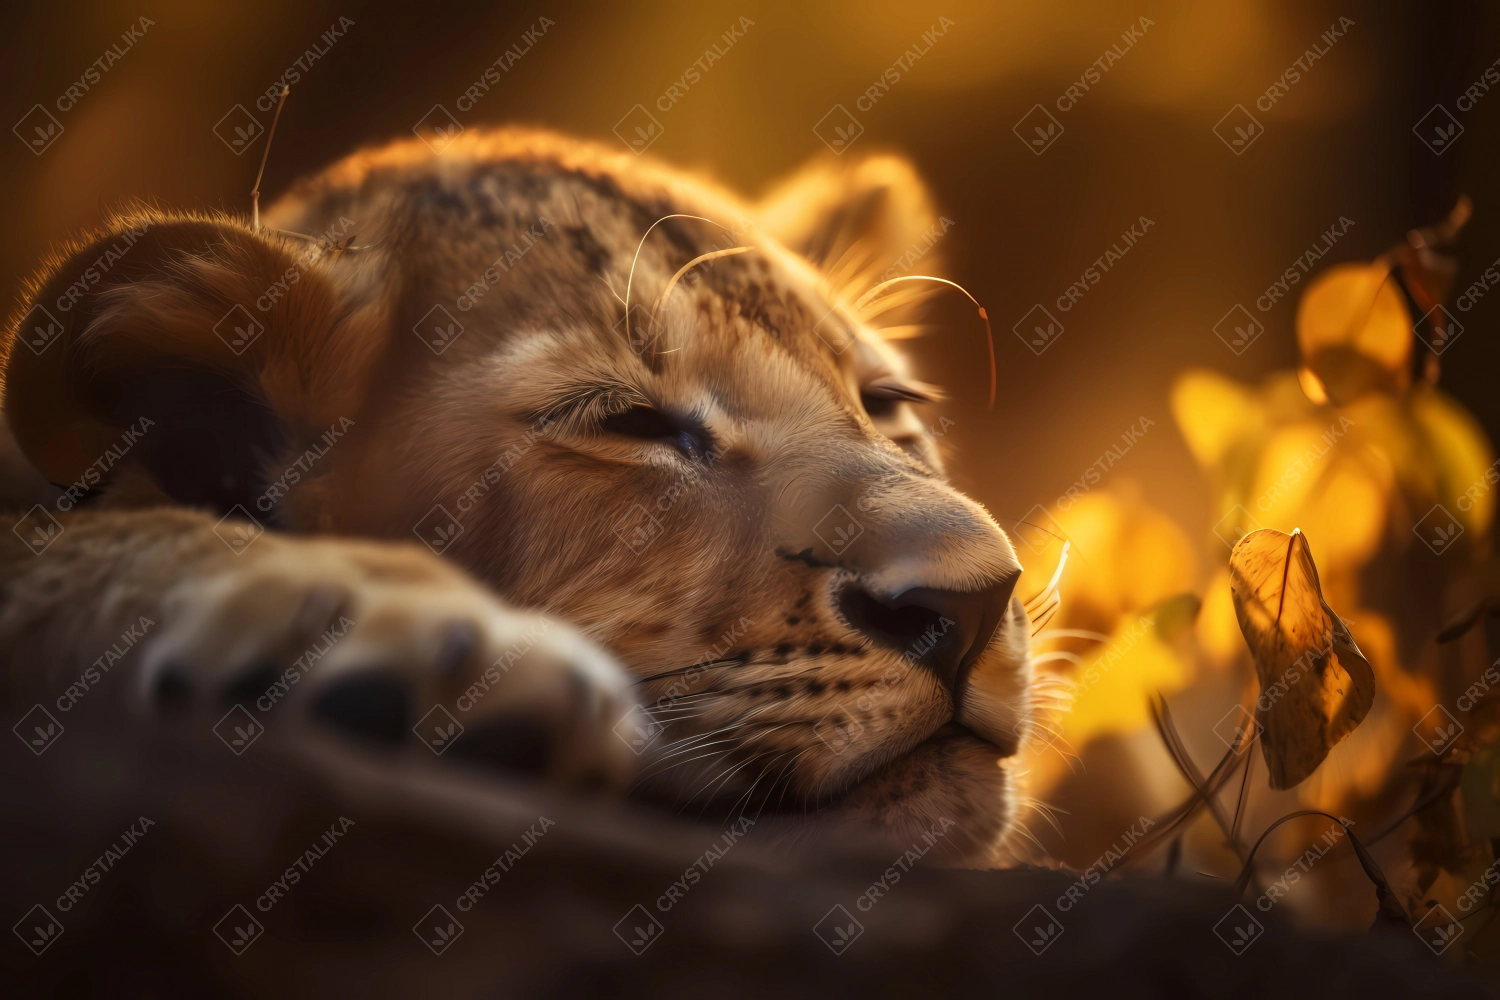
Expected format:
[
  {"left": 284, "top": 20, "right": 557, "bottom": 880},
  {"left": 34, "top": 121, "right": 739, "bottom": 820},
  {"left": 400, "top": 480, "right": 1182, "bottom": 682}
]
[{"left": 837, "top": 571, "right": 1020, "bottom": 694}]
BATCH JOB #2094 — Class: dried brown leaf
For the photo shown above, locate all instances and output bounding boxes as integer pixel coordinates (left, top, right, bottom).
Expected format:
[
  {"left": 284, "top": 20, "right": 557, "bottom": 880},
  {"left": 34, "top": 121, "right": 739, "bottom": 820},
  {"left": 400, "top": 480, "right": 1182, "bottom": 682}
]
[{"left": 1228, "top": 528, "right": 1375, "bottom": 789}]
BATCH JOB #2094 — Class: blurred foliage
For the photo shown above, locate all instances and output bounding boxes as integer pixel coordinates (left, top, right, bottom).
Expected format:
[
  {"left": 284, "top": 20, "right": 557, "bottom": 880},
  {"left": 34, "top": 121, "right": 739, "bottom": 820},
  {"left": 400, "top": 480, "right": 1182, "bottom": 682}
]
[{"left": 1018, "top": 203, "right": 1500, "bottom": 949}]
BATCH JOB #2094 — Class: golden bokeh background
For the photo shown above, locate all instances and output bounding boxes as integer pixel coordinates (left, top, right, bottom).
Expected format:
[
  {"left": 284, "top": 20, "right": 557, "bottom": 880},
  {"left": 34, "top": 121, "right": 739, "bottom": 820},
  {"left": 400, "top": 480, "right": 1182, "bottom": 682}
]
[{"left": 8, "top": 0, "right": 1500, "bottom": 937}]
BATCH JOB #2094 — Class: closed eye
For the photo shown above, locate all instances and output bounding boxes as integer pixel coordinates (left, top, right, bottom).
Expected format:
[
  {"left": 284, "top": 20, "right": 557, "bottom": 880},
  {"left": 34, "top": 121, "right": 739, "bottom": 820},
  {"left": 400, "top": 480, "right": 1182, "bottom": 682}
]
[
  {"left": 859, "top": 376, "right": 943, "bottom": 419},
  {"left": 600, "top": 405, "right": 714, "bottom": 462}
]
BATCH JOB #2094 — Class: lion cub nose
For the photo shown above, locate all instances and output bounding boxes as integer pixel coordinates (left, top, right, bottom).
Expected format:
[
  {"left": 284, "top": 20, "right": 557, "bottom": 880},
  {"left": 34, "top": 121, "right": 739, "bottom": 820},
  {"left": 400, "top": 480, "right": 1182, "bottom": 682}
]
[{"left": 837, "top": 572, "right": 1019, "bottom": 695}]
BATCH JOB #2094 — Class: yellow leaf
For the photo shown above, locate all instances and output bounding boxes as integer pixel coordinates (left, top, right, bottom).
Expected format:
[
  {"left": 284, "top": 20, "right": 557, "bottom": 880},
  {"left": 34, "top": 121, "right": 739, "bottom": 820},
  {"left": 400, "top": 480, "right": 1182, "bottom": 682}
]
[
  {"left": 1051, "top": 489, "right": 1197, "bottom": 628},
  {"left": 1197, "top": 569, "right": 1243, "bottom": 667},
  {"left": 1410, "top": 384, "right": 1498, "bottom": 538},
  {"left": 1228, "top": 528, "right": 1376, "bottom": 789},
  {"left": 1296, "top": 263, "right": 1412, "bottom": 404},
  {"left": 1056, "top": 608, "right": 1194, "bottom": 749},
  {"left": 1170, "top": 368, "right": 1265, "bottom": 471}
]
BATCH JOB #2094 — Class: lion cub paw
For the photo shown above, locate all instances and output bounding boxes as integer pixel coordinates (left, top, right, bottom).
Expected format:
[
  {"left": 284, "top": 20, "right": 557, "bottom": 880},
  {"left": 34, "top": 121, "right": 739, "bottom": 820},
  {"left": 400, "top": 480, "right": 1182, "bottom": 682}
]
[{"left": 134, "top": 537, "right": 643, "bottom": 788}]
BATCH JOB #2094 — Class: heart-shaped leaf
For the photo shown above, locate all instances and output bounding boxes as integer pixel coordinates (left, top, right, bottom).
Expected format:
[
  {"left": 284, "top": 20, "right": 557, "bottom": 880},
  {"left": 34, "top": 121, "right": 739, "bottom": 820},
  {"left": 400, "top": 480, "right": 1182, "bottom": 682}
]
[{"left": 1228, "top": 527, "right": 1375, "bottom": 788}]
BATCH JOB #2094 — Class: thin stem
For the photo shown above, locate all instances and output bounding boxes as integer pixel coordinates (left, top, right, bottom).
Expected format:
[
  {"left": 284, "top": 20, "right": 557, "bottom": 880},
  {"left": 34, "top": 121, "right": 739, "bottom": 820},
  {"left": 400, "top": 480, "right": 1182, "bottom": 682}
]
[{"left": 251, "top": 85, "right": 290, "bottom": 231}]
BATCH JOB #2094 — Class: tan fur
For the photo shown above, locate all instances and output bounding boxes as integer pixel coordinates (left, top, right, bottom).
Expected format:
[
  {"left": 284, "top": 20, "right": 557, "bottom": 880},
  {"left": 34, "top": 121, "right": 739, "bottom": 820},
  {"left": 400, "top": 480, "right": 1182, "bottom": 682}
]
[{"left": 0, "top": 128, "right": 1032, "bottom": 864}]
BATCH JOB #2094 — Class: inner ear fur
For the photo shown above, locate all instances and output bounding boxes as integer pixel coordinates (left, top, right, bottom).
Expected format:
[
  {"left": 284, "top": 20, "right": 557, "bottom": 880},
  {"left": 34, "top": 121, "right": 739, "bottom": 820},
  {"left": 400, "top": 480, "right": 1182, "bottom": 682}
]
[
  {"left": 754, "top": 153, "right": 949, "bottom": 299},
  {"left": 1, "top": 210, "right": 381, "bottom": 514}
]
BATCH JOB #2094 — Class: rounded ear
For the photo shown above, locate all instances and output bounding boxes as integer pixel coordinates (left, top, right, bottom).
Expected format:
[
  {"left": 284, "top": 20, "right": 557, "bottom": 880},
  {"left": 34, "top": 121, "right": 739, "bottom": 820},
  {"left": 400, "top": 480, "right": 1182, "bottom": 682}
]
[
  {"left": 754, "top": 154, "right": 951, "bottom": 297},
  {"left": 2, "top": 211, "right": 381, "bottom": 513}
]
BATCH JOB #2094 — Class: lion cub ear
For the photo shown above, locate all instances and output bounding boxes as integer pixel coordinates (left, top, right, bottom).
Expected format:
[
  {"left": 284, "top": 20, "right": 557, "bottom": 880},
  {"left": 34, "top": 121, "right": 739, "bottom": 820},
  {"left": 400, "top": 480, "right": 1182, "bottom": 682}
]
[
  {"left": 2, "top": 212, "right": 379, "bottom": 515},
  {"left": 754, "top": 154, "right": 951, "bottom": 296}
]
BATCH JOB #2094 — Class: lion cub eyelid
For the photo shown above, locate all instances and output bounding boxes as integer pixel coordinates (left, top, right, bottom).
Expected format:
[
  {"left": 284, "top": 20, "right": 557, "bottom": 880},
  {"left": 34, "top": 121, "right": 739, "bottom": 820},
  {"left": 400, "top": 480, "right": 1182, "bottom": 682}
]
[
  {"left": 858, "top": 375, "right": 943, "bottom": 421},
  {"left": 597, "top": 404, "right": 715, "bottom": 463}
]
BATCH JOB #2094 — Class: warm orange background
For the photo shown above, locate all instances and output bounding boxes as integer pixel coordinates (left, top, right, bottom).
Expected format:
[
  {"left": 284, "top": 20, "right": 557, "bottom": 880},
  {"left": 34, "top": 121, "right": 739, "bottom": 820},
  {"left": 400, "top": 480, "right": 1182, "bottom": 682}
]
[
  {"left": 9, "top": 0, "right": 1500, "bottom": 930},
  {"left": 4, "top": 0, "right": 1496, "bottom": 564}
]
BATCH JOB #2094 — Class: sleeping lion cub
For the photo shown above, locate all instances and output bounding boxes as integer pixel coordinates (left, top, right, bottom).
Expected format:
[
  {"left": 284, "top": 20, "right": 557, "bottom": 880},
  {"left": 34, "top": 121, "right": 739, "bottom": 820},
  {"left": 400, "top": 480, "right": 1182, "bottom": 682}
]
[{"left": 0, "top": 128, "right": 1031, "bottom": 865}]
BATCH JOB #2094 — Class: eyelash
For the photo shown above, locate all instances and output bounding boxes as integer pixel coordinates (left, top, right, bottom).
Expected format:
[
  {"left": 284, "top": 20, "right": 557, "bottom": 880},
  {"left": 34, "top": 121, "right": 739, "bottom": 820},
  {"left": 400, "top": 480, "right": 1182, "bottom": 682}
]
[{"left": 859, "top": 379, "right": 936, "bottom": 419}]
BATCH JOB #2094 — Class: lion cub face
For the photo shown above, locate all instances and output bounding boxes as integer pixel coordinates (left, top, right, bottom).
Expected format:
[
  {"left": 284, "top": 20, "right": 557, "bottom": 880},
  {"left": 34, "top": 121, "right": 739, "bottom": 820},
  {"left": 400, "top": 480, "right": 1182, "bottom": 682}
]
[
  {"left": 279, "top": 132, "right": 1035, "bottom": 862},
  {"left": 7, "top": 129, "right": 1033, "bottom": 863}
]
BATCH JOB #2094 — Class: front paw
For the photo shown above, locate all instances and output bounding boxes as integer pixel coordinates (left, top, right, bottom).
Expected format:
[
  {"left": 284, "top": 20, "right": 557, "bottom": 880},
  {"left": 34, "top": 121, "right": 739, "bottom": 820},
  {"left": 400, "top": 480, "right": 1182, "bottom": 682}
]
[{"left": 135, "top": 538, "right": 644, "bottom": 788}]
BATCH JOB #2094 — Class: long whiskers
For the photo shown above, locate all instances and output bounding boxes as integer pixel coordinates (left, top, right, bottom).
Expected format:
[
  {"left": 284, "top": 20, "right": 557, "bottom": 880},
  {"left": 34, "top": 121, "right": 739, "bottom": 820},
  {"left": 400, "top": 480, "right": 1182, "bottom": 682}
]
[
  {"left": 623, "top": 212, "right": 741, "bottom": 349},
  {"left": 634, "top": 657, "right": 743, "bottom": 686},
  {"left": 855, "top": 274, "right": 996, "bottom": 408},
  {"left": 650, "top": 246, "right": 755, "bottom": 358}
]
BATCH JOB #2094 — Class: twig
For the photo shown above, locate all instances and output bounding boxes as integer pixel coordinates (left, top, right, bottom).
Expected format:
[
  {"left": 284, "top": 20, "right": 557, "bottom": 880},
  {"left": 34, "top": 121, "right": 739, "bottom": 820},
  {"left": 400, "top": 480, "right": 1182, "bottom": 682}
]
[
  {"left": 251, "top": 85, "right": 290, "bottom": 231},
  {"left": 1233, "top": 809, "right": 1408, "bottom": 927},
  {"left": 1230, "top": 742, "right": 1255, "bottom": 845},
  {"left": 1150, "top": 694, "right": 1250, "bottom": 869},
  {"left": 1126, "top": 730, "right": 1248, "bottom": 862}
]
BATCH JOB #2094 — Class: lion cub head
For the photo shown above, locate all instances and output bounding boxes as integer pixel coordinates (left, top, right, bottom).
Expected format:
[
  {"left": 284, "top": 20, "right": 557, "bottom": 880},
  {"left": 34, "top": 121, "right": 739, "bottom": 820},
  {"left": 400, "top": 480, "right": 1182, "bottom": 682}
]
[{"left": 4, "top": 128, "right": 1033, "bottom": 864}]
